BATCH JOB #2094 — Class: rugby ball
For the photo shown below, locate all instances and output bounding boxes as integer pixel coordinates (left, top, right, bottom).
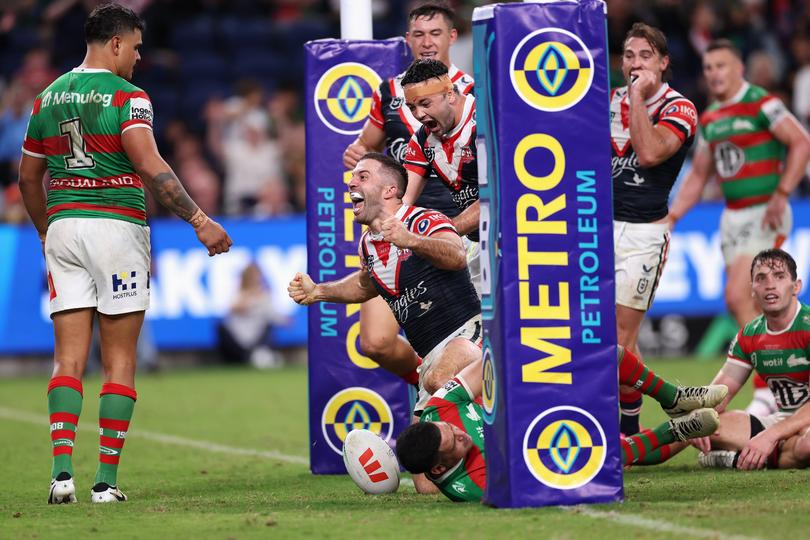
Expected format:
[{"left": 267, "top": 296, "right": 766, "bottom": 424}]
[{"left": 342, "top": 429, "right": 400, "bottom": 494}]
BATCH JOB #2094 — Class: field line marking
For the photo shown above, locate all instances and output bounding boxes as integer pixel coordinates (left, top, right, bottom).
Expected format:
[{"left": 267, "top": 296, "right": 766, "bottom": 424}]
[
  {"left": 563, "top": 506, "right": 762, "bottom": 540},
  {"left": 0, "top": 405, "right": 309, "bottom": 466}
]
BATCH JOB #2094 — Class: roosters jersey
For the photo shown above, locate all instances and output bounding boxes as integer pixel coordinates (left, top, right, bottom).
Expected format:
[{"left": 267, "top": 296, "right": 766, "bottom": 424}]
[
  {"left": 421, "top": 376, "right": 486, "bottom": 502},
  {"left": 369, "top": 65, "right": 474, "bottom": 218},
  {"left": 728, "top": 302, "right": 810, "bottom": 413},
  {"left": 403, "top": 94, "right": 478, "bottom": 241},
  {"left": 359, "top": 205, "right": 480, "bottom": 357},
  {"left": 610, "top": 83, "right": 697, "bottom": 223}
]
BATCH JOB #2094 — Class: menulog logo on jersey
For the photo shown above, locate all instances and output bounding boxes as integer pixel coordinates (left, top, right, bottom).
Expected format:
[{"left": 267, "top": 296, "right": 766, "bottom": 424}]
[
  {"left": 522, "top": 406, "right": 607, "bottom": 490},
  {"left": 41, "top": 89, "right": 113, "bottom": 108},
  {"left": 314, "top": 62, "right": 381, "bottom": 135},
  {"left": 321, "top": 387, "right": 394, "bottom": 455},
  {"left": 509, "top": 28, "right": 594, "bottom": 112}
]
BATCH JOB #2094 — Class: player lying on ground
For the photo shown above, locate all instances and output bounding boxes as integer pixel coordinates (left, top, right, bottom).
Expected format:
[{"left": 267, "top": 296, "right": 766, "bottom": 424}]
[
  {"left": 694, "top": 248, "right": 810, "bottom": 470},
  {"left": 396, "top": 346, "right": 726, "bottom": 502}
]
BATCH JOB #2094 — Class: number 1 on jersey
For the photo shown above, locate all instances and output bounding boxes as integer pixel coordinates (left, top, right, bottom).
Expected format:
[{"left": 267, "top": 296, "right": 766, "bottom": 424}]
[{"left": 59, "top": 118, "right": 96, "bottom": 169}]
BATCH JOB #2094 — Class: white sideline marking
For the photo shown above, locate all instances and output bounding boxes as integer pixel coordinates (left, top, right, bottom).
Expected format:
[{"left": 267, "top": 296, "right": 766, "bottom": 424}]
[
  {"left": 563, "top": 506, "right": 762, "bottom": 540},
  {"left": 0, "top": 405, "right": 760, "bottom": 538},
  {"left": 0, "top": 405, "right": 308, "bottom": 466}
]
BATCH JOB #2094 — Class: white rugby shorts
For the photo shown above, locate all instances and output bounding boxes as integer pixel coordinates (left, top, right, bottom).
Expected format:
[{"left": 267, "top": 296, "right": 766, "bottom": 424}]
[
  {"left": 614, "top": 220, "right": 670, "bottom": 311},
  {"left": 45, "top": 218, "right": 151, "bottom": 316},
  {"left": 720, "top": 203, "right": 791, "bottom": 266},
  {"left": 464, "top": 237, "right": 481, "bottom": 299},
  {"left": 414, "top": 314, "right": 483, "bottom": 414}
]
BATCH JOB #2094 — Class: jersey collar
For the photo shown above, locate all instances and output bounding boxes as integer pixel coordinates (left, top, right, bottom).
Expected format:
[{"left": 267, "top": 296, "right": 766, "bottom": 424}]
[
  {"left": 71, "top": 67, "right": 112, "bottom": 74},
  {"left": 716, "top": 81, "right": 750, "bottom": 108},
  {"left": 765, "top": 301, "right": 801, "bottom": 335},
  {"left": 432, "top": 458, "right": 465, "bottom": 483},
  {"left": 644, "top": 82, "right": 670, "bottom": 106},
  {"left": 443, "top": 94, "right": 475, "bottom": 140}
]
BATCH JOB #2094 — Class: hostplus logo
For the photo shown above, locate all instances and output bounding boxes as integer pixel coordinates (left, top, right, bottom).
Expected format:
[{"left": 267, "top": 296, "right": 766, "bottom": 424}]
[
  {"left": 510, "top": 28, "right": 594, "bottom": 112},
  {"left": 112, "top": 271, "right": 138, "bottom": 299}
]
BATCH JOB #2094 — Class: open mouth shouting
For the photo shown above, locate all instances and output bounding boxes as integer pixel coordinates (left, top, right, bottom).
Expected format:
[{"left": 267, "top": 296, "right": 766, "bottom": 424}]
[{"left": 349, "top": 191, "right": 365, "bottom": 215}]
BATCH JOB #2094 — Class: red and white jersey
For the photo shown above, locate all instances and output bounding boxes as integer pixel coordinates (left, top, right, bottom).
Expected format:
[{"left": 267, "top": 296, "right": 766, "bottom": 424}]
[
  {"left": 610, "top": 83, "right": 697, "bottom": 223},
  {"left": 402, "top": 94, "right": 478, "bottom": 239},
  {"left": 359, "top": 205, "right": 480, "bottom": 357}
]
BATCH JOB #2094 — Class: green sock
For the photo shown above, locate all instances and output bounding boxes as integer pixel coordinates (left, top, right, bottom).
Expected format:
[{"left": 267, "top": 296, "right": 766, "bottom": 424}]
[
  {"left": 48, "top": 376, "right": 83, "bottom": 479},
  {"left": 618, "top": 347, "right": 678, "bottom": 408},
  {"left": 621, "top": 422, "right": 676, "bottom": 466},
  {"left": 94, "top": 383, "right": 137, "bottom": 487}
]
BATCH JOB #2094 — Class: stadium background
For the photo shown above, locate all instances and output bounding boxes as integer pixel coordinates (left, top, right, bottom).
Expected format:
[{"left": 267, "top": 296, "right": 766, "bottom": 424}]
[{"left": 2, "top": 0, "right": 810, "bottom": 363}]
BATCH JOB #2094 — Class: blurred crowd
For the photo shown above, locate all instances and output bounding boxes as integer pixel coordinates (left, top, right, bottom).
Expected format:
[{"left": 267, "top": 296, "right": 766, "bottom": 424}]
[{"left": 2, "top": 0, "right": 810, "bottom": 223}]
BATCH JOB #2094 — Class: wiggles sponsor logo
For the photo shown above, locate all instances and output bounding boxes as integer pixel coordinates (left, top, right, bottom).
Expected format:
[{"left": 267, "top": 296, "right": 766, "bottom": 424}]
[
  {"left": 509, "top": 28, "right": 593, "bottom": 112},
  {"left": 522, "top": 406, "right": 606, "bottom": 490},
  {"left": 321, "top": 387, "right": 394, "bottom": 455},
  {"left": 314, "top": 62, "right": 381, "bottom": 135}
]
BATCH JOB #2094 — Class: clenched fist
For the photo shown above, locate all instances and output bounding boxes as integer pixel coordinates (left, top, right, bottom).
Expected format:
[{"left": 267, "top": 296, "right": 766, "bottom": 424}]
[
  {"left": 381, "top": 216, "right": 414, "bottom": 248},
  {"left": 288, "top": 272, "right": 318, "bottom": 305}
]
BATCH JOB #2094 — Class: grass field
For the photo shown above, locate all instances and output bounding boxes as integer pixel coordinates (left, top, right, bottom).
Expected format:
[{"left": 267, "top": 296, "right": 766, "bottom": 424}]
[{"left": 1, "top": 357, "right": 809, "bottom": 539}]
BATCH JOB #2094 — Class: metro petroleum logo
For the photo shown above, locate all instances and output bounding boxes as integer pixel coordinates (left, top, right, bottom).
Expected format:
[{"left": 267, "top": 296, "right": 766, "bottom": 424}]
[
  {"left": 321, "top": 387, "right": 393, "bottom": 454},
  {"left": 522, "top": 406, "right": 606, "bottom": 490},
  {"left": 509, "top": 28, "right": 594, "bottom": 112},
  {"left": 314, "top": 62, "right": 381, "bottom": 135},
  {"left": 482, "top": 340, "right": 497, "bottom": 424}
]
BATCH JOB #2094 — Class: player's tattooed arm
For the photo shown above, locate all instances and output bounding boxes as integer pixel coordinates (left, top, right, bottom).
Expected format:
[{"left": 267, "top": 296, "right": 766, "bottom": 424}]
[{"left": 148, "top": 171, "right": 199, "bottom": 221}]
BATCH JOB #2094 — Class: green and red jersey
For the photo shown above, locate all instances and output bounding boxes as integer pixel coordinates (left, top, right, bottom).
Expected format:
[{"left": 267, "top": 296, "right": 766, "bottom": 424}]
[
  {"left": 420, "top": 376, "right": 485, "bottom": 502},
  {"left": 728, "top": 302, "right": 810, "bottom": 412},
  {"left": 22, "top": 67, "right": 154, "bottom": 225},
  {"left": 699, "top": 82, "right": 792, "bottom": 209}
]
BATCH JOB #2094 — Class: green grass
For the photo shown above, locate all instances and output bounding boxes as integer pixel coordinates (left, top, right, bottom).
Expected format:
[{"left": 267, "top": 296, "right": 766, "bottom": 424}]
[{"left": 1, "top": 358, "right": 808, "bottom": 539}]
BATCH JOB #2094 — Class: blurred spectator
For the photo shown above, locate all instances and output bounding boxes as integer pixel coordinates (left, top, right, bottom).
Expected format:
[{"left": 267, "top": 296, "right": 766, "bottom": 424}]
[
  {"left": 217, "top": 262, "right": 289, "bottom": 368},
  {"left": 792, "top": 34, "right": 810, "bottom": 130},
  {"left": 0, "top": 81, "right": 31, "bottom": 189},
  {"left": 14, "top": 48, "right": 58, "bottom": 96},
  {"left": 173, "top": 136, "right": 222, "bottom": 216},
  {"left": 267, "top": 82, "right": 305, "bottom": 211}
]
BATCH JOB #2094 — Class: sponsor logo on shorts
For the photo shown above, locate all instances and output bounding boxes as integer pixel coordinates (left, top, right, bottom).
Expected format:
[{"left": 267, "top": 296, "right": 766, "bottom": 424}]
[
  {"left": 522, "top": 406, "right": 607, "bottom": 490},
  {"left": 112, "top": 271, "right": 138, "bottom": 299}
]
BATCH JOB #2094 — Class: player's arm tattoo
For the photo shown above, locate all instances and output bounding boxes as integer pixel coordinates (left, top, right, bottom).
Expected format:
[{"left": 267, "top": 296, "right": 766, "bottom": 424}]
[{"left": 147, "top": 171, "right": 200, "bottom": 222}]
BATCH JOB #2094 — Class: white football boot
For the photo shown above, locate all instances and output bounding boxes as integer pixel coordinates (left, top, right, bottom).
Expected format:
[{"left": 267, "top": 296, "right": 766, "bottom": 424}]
[
  {"left": 90, "top": 482, "right": 127, "bottom": 503},
  {"left": 663, "top": 384, "right": 728, "bottom": 418},
  {"left": 668, "top": 408, "right": 720, "bottom": 441},
  {"left": 48, "top": 473, "right": 77, "bottom": 504}
]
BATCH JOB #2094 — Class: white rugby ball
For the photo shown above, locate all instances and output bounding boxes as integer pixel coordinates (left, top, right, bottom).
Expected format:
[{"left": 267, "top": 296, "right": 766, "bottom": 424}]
[{"left": 342, "top": 429, "right": 400, "bottom": 494}]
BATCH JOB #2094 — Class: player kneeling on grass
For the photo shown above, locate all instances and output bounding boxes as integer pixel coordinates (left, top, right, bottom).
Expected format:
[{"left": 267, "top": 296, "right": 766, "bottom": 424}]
[
  {"left": 695, "top": 248, "right": 810, "bottom": 470},
  {"left": 396, "top": 346, "right": 726, "bottom": 502}
]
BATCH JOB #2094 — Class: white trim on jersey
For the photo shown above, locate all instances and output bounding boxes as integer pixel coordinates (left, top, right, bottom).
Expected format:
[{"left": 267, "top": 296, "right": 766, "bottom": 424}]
[
  {"left": 21, "top": 147, "right": 46, "bottom": 159},
  {"left": 120, "top": 123, "right": 153, "bottom": 134}
]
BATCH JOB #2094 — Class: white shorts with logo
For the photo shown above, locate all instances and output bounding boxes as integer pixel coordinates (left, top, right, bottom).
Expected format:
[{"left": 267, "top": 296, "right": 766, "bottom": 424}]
[
  {"left": 464, "top": 237, "right": 481, "bottom": 299},
  {"left": 414, "top": 314, "right": 483, "bottom": 414},
  {"left": 45, "top": 218, "right": 151, "bottom": 316},
  {"left": 720, "top": 204, "right": 791, "bottom": 266},
  {"left": 614, "top": 220, "right": 670, "bottom": 311},
  {"left": 757, "top": 410, "right": 793, "bottom": 430}
]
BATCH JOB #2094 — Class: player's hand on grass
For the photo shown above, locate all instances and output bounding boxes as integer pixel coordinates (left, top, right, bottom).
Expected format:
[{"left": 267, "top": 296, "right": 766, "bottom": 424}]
[
  {"left": 343, "top": 140, "right": 369, "bottom": 169},
  {"left": 762, "top": 193, "right": 787, "bottom": 230},
  {"left": 195, "top": 218, "right": 232, "bottom": 256},
  {"left": 690, "top": 435, "right": 712, "bottom": 454},
  {"left": 288, "top": 272, "right": 318, "bottom": 305},
  {"left": 736, "top": 430, "right": 778, "bottom": 470},
  {"left": 381, "top": 216, "right": 414, "bottom": 248}
]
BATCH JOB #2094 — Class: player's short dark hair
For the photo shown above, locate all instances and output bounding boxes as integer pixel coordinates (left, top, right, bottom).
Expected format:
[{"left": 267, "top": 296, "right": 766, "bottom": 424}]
[
  {"left": 751, "top": 248, "right": 798, "bottom": 281},
  {"left": 409, "top": 2, "right": 455, "bottom": 28},
  {"left": 85, "top": 3, "right": 145, "bottom": 44},
  {"left": 360, "top": 152, "right": 408, "bottom": 198},
  {"left": 706, "top": 39, "right": 743, "bottom": 60},
  {"left": 401, "top": 59, "right": 450, "bottom": 87},
  {"left": 396, "top": 422, "right": 442, "bottom": 474},
  {"left": 624, "top": 22, "right": 670, "bottom": 81}
]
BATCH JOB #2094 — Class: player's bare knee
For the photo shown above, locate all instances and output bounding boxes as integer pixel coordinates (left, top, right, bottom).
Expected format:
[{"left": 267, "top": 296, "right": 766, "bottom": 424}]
[{"left": 359, "top": 332, "right": 395, "bottom": 360}]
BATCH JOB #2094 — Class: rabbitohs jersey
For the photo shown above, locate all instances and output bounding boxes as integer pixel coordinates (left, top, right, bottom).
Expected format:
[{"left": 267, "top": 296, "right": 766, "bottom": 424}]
[
  {"left": 403, "top": 93, "right": 478, "bottom": 241},
  {"left": 610, "top": 83, "right": 697, "bottom": 223},
  {"left": 699, "top": 83, "right": 792, "bottom": 209},
  {"left": 359, "top": 205, "right": 480, "bottom": 357},
  {"left": 728, "top": 302, "right": 810, "bottom": 412},
  {"left": 22, "top": 68, "right": 154, "bottom": 226},
  {"left": 420, "top": 377, "right": 486, "bottom": 502},
  {"left": 369, "top": 64, "right": 474, "bottom": 218}
]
